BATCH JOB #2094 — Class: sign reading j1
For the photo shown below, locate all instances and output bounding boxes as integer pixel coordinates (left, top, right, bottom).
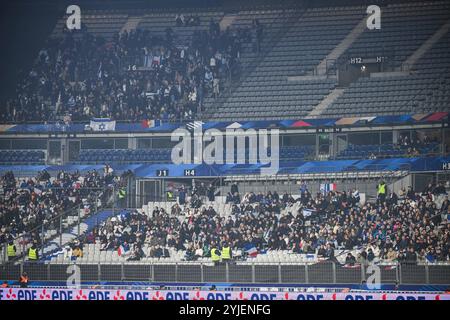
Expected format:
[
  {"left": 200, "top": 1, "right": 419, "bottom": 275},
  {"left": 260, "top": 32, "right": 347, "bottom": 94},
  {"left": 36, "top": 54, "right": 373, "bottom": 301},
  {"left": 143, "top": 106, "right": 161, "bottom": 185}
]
[{"left": 156, "top": 169, "right": 169, "bottom": 177}]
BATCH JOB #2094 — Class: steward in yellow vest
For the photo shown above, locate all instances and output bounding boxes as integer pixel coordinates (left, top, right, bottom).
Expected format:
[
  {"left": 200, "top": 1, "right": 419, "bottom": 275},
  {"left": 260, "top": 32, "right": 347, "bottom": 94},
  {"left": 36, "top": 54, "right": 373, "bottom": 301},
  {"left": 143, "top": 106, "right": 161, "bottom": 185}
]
[
  {"left": 221, "top": 245, "right": 232, "bottom": 262},
  {"left": 7, "top": 242, "right": 16, "bottom": 258},
  {"left": 28, "top": 246, "right": 38, "bottom": 261},
  {"left": 377, "top": 181, "right": 387, "bottom": 203},
  {"left": 211, "top": 247, "right": 221, "bottom": 264}
]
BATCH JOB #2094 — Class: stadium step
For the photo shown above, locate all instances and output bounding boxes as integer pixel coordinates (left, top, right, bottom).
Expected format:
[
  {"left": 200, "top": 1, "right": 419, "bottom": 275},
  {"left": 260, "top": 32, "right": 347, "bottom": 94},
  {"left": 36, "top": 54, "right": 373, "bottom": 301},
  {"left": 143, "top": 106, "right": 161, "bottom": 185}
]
[
  {"left": 315, "top": 15, "right": 367, "bottom": 76},
  {"left": 120, "top": 15, "right": 143, "bottom": 34},
  {"left": 219, "top": 13, "right": 238, "bottom": 31},
  {"left": 306, "top": 88, "right": 345, "bottom": 118},
  {"left": 401, "top": 18, "right": 450, "bottom": 71}
]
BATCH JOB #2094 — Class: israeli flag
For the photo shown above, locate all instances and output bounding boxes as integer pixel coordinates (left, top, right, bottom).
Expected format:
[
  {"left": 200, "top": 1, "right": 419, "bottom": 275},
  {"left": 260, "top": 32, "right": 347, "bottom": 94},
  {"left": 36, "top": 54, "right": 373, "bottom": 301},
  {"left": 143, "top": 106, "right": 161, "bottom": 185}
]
[
  {"left": 302, "top": 208, "right": 315, "bottom": 217},
  {"left": 90, "top": 118, "right": 116, "bottom": 131}
]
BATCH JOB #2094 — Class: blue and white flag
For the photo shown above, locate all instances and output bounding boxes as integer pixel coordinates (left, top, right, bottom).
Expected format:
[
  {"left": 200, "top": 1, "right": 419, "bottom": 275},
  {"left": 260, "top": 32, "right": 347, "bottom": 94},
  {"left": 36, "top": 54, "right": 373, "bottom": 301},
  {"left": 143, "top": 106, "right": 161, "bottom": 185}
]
[
  {"left": 97, "top": 62, "right": 103, "bottom": 79},
  {"left": 90, "top": 118, "right": 116, "bottom": 131},
  {"left": 302, "top": 208, "right": 315, "bottom": 217}
]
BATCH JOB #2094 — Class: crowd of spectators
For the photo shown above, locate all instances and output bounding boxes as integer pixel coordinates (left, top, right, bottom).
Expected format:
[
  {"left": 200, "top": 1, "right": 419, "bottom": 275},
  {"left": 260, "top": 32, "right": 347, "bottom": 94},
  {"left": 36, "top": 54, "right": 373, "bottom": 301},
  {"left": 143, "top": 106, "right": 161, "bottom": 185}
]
[
  {"left": 80, "top": 181, "right": 449, "bottom": 264},
  {"left": 175, "top": 14, "right": 201, "bottom": 27},
  {"left": 1, "top": 17, "right": 251, "bottom": 124},
  {"left": 397, "top": 131, "right": 441, "bottom": 157},
  {"left": 0, "top": 169, "right": 117, "bottom": 249}
]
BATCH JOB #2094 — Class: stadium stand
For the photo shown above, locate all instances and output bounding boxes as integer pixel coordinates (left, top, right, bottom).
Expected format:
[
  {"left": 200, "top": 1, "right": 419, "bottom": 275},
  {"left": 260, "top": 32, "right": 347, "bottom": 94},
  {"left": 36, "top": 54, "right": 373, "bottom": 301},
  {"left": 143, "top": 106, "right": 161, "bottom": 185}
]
[
  {"left": 0, "top": 169, "right": 121, "bottom": 263},
  {"left": 51, "top": 11, "right": 129, "bottom": 40},
  {"left": 343, "top": 1, "right": 450, "bottom": 70},
  {"left": 321, "top": 2, "right": 450, "bottom": 117},
  {"left": 1, "top": 9, "right": 245, "bottom": 123},
  {"left": 203, "top": 6, "right": 366, "bottom": 120},
  {"left": 1, "top": 1, "right": 449, "bottom": 123},
  {"left": 45, "top": 182, "right": 450, "bottom": 265},
  {"left": 0, "top": 1, "right": 449, "bottom": 290}
]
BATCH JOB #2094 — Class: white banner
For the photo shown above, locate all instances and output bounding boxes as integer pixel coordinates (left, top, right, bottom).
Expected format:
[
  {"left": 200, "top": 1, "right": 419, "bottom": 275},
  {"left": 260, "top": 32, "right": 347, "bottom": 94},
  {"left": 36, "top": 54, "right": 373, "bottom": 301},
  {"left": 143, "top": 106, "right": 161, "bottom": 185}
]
[{"left": 89, "top": 118, "right": 116, "bottom": 132}]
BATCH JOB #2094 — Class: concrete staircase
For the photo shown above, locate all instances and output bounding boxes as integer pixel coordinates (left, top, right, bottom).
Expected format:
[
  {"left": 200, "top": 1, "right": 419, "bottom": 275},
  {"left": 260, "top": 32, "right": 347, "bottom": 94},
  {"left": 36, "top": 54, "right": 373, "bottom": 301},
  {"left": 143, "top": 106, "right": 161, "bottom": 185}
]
[
  {"left": 315, "top": 17, "right": 367, "bottom": 76},
  {"left": 120, "top": 15, "right": 143, "bottom": 34},
  {"left": 306, "top": 88, "right": 345, "bottom": 118},
  {"left": 41, "top": 209, "right": 118, "bottom": 260},
  {"left": 401, "top": 19, "right": 450, "bottom": 71},
  {"left": 219, "top": 13, "right": 238, "bottom": 31}
]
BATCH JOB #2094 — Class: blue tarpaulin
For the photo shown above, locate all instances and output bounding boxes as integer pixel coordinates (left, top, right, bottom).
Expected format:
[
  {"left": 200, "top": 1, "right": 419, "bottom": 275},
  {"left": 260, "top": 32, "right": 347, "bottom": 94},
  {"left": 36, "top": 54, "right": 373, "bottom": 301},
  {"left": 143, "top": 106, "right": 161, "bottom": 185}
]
[{"left": 0, "top": 156, "right": 448, "bottom": 177}]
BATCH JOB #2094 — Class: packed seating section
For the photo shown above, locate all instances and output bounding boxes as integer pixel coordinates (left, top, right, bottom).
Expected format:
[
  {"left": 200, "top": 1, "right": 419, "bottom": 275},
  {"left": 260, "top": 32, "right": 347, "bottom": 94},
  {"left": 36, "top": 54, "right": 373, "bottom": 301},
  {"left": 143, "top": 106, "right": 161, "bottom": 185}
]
[
  {"left": 46, "top": 181, "right": 450, "bottom": 265},
  {"left": 2, "top": 2, "right": 449, "bottom": 123}
]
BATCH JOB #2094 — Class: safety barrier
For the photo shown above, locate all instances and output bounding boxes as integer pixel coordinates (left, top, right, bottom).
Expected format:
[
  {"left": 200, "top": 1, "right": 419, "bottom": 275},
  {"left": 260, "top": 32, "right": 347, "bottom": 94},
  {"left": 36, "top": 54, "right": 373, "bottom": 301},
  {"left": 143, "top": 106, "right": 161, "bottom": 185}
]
[{"left": 1, "top": 262, "right": 449, "bottom": 285}]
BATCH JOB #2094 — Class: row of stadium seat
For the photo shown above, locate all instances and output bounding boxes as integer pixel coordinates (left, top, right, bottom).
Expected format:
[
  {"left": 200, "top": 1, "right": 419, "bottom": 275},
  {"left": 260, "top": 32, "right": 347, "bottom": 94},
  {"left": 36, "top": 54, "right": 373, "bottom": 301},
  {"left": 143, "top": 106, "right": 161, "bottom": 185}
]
[
  {"left": 77, "top": 146, "right": 316, "bottom": 164},
  {"left": 0, "top": 150, "right": 45, "bottom": 164}
]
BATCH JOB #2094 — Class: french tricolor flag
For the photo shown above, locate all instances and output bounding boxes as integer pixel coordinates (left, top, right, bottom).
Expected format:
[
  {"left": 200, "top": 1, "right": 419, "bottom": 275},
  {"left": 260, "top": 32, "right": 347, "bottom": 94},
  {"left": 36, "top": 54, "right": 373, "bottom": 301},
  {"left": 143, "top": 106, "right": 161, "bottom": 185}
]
[
  {"left": 320, "top": 183, "right": 337, "bottom": 193},
  {"left": 245, "top": 245, "right": 258, "bottom": 257}
]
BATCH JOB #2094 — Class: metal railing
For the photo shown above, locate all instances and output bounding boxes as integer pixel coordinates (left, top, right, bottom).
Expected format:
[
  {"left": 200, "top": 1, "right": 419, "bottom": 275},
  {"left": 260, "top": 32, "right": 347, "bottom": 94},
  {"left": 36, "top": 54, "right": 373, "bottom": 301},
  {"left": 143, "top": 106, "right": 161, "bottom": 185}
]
[
  {"left": 1, "top": 186, "right": 114, "bottom": 266},
  {"left": 1, "top": 261, "right": 449, "bottom": 285}
]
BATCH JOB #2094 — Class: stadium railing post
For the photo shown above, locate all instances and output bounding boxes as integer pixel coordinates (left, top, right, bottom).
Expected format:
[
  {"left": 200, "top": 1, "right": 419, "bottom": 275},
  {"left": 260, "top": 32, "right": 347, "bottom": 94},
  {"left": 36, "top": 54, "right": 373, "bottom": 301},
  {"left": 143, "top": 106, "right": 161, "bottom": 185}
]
[
  {"left": 150, "top": 264, "right": 154, "bottom": 282},
  {"left": 395, "top": 263, "right": 400, "bottom": 284},
  {"left": 59, "top": 215, "right": 63, "bottom": 247},
  {"left": 41, "top": 224, "right": 45, "bottom": 259},
  {"left": 361, "top": 263, "right": 366, "bottom": 284},
  {"left": 200, "top": 263, "right": 204, "bottom": 283},
  {"left": 175, "top": 263, "right": 178, "bottom": 282},
  {"left": 225, "top": 262, "right": 229, "bottom": 283},
  {"left": 97, "top": 263, "right": 101, "bottom": 282},
  {"left": 251, "top": 263, "right": 255, "bottom": 283},
  {"left": 332, "top": 262, "right": 337, "bottom": 284},
  {"left": 305, "top": 264, "right": 309, "bottom": 284},
  {"left": 22, "top": 240, "right": 26, "bottom": 264},
  {"left": 425, "top": 264, "right": 430, "bottom": 285},
  {"left": 278, "top": 263, "right": 282, "bottom": 284},
  {"left": 2, "top": 243, "right": 6, "bottom": 264},
  {"left": 398, "top": 263, "right": 403, "bottom": 285},
  {"left": 121, "top": 263, "right": 124, "bottom": 281},
  {"left": 47, "top": 263, "right": 50, "bottom": 281},
  {"left": 77, "top": 205, "right": 81, "bottom": 237}
]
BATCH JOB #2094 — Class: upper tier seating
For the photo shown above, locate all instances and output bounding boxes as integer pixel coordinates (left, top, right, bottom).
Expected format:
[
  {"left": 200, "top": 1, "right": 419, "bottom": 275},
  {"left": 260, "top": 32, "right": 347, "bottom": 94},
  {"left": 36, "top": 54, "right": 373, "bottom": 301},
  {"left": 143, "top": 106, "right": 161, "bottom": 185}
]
[
  {"left": 52, "top": 10, "right": 129, "bottom": 40},
  {"left": 322, "top": 1, "right": 450, "bottom": 117},
  {"left": 3, "top": 2, "right": 449, "bottom": 124},
  {"left": 204, "top": 6, "right": 366, "bottom": 121}
]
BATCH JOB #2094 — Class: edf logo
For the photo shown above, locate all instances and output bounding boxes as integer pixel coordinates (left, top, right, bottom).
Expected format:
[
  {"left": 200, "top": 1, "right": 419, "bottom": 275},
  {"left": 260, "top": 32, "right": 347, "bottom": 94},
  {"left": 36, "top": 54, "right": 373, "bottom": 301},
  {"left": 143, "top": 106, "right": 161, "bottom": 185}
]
[
  {"left": 66, "top": 5, "right": 81, "bottom": 30},
  {"left": 366, "top": 5, "right": 381, "bottom": 30}
]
